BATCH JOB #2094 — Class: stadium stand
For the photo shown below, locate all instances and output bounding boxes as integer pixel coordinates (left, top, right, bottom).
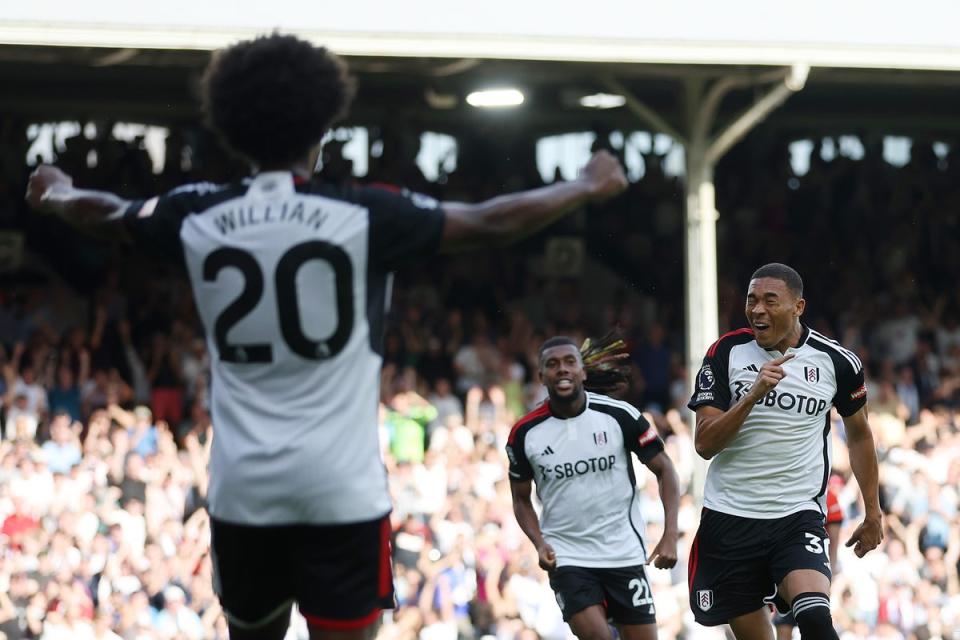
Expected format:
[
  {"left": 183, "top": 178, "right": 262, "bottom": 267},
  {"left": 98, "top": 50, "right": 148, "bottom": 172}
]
[{"left": 0, "top": 121, "right": 959, "bottom": 639}]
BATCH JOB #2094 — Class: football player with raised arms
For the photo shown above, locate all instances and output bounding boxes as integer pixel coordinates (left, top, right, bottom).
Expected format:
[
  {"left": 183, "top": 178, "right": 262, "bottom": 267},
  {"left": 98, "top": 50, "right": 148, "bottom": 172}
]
[{"left": 25, "top": 33, "right": 628, "bottom": 640}]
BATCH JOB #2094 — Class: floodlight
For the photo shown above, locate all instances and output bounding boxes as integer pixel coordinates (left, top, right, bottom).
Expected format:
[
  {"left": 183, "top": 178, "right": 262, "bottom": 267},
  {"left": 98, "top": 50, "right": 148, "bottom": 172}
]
[
  {"left": 466, "top": 88, "right": 525, "bottom": 108},
  {"left": 579, "top": 93, "right": 626, "bottom": 109}
]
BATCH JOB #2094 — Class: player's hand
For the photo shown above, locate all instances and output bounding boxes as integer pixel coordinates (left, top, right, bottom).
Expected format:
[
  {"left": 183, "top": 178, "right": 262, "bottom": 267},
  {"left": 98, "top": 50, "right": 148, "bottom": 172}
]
[
  {"left": 748, "top": 353, "right": 795, "bottom": 401},
  {"left": 845, "top": 513, "right": 883, "bottom": 557},
  {"left": 25, "top": 165, "right": 73, "bottom": 212},
  {"left": 578, "top": 150, "right": 628, "bottom": 202},
  {"left": 536, "top": 542, "right": 557, "bottom": 571},
  {"left": 647, "top": 530, "right": 678, "bottom": 569}
]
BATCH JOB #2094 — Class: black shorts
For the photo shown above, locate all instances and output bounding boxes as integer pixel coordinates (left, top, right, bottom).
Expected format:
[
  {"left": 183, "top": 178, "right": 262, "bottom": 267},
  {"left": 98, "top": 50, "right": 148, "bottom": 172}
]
[
  {"left": 773, "top": 611, "right": 796, "bottom": 626},
  {"left": 548, "top": 565, "right": 657, "bottom": 626},
  {"left": 210, "top": 514, "right": 394, "bottom": 630},
  {"left": 687, "top": 508, "right": 831, "bottom": 627}
]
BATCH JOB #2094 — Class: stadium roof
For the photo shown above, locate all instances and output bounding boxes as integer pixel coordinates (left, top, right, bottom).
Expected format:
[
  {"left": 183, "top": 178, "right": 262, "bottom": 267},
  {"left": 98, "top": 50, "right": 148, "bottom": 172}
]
[
  {"left": 2, "top": 1, "right": 959, "bottom": 136},
  {"left": 4, "top": 0, "right": 960, "bottom": 70},
  {"left": 2, "top": 46, "right": 959, "bottom": 138}
]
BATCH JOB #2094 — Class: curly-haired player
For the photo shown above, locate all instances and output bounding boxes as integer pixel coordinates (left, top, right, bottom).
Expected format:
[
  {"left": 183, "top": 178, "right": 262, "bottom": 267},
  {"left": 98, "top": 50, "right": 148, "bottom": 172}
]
[
  {"left": 200, "top": 34, "right": 354, "bottom": 168},
  {"left": 26, "top": 33, "right": 629, "bottom": 640}
]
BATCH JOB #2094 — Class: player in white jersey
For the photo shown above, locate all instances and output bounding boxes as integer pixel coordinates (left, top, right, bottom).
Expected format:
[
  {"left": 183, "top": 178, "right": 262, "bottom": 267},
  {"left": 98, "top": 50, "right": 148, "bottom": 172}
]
[
  {"left": 507, "top": 336, "right": 680, "bottom": 640},
  {"left": 24, "top": 34, "right": 628, "bottom": 640},
  {"left": 687, "top": 263, "right": 882, "bottom": 640}
]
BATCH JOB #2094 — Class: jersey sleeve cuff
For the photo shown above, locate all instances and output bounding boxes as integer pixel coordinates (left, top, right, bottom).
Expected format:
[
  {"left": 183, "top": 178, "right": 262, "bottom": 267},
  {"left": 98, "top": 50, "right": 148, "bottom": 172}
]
[
  {"left": 636, "top": 439, "right": 665, "bottom": 463},
  {"left": 425, "top": 205, "right": 446, "bottom": 254},
  {"left": 123, "top": 199, "right": 146, "bottom": 219},
  {"left": 837, "top": 397, "right": 867, "bottom": 417},
  {"left": 687, "top": 399, "right": 729, "bottom": 412}
]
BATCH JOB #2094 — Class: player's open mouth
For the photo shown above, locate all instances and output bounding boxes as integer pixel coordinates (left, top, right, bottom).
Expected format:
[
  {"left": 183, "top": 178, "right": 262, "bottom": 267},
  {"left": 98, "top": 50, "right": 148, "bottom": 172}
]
[
  {"left": 753, "top": 322, "right": 770, "bottom": 332},
  {"left": 555, "top": 379, "right": 574, "bottom": 392}
]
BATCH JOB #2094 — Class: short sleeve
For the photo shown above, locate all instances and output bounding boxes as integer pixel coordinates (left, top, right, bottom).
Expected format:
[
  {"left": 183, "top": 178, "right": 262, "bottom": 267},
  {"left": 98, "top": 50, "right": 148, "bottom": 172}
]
[
  {"left": 833, "top": 360, "right": 867, "bottom": 417},
  {"left": 687, "top": 353, "right": 732, "bottom": 411},
  {"left": 623, "top": 412, "right": 665, "bottom": 463},
  {"left": 357, "top": 186, "right": 445, "bottom": 271},
  {"left": 123, "top": 183, "right": 217, "bottom": 260},
  {"left": 505, "top": 430, "right": 534, "bottom": 481}
]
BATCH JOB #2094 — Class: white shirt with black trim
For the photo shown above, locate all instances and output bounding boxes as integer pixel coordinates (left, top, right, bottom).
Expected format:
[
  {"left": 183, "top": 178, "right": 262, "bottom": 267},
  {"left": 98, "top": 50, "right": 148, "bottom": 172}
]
[
  {"left": 688, "top": 326, "right": 867, "bottom": 519},
  {"left": 506, "top": 392, "right": 665, "bottom": 568},
  {"left": 122, "top": 173, "right": 445, "bottom": 526}
]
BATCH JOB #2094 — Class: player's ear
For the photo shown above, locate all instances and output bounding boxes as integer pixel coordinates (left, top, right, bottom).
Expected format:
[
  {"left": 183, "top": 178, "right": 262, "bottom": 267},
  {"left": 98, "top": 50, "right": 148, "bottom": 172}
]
[{"left": 795, "top": 297, "right": 806, "bottom": 317}]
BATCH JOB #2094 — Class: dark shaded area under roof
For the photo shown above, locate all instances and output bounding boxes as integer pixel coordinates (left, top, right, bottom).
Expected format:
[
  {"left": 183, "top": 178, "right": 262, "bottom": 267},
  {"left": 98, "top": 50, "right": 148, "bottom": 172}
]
[{"left": 2, "top": 45, "right": 959, "bottom": 140}]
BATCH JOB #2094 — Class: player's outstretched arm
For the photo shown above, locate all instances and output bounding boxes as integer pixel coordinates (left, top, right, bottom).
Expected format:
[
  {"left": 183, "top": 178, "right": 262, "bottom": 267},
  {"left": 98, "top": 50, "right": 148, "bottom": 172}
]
[
  {"left": 25, "top": 165, "right": 132, "bottom": 241},
  {"left": 841, "top": 407, "right": 883, "bottom": 557},
  {"left": 438, "top": 150, "right": 627, "bottom": 253},
  {"left": 642, "top": 451, "right": 680, "bottom": 569},
  {"left": 694, "top": 353, "right": 795, "bottom": 459},
  {"left": 509, "top": 478, "right": 556, "bottom": 571}
]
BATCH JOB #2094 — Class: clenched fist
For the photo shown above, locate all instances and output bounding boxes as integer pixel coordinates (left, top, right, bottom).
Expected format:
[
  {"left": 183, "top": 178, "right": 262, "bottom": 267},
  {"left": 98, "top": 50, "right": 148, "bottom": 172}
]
[
  {"left": 25, "top": 165, "right": 73, "bottom": 212},
  {"left": 578, "top": 150, "right": 628, "bottom": 203}
]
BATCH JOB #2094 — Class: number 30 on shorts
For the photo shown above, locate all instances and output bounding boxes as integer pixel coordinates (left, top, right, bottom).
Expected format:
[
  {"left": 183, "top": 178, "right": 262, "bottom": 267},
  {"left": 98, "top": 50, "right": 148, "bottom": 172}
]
[{"left": 804, "top": 532, "right": 829, "bottom": 556}]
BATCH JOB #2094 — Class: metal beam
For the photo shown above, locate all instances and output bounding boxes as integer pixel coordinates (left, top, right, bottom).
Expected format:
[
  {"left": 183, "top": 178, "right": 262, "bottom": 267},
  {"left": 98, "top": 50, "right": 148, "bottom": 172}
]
[
  {"left": 706, "top": 64, "right": 808, "bottom": 164},
  {"left": 603, "top": 76, "right": 686, "bottom": 144}
]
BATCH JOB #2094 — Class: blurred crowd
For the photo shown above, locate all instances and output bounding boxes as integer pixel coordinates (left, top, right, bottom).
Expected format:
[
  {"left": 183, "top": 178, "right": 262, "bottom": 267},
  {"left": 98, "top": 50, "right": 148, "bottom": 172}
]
[{"left": 0, "top": 119, "right": 959, "bottom": 639}]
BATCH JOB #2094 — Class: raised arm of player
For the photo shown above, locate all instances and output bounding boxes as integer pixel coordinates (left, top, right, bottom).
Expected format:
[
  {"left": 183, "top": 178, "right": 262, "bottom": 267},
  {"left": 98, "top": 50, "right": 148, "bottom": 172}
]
[
  {"left": 439, "top": 150, "right": 627, "bottom": 252},
  {"left": 642, "top": 450, "right": 681, "bottom": 569},
  {"left": 509, "top": 478, "right": 556, "bottom": 571},
  {"left": 841, "top": 407, "right": 883, "bottom": 557},
  {"left": 29, "top": 151, "right": 627, "bottom": 252},
  {"left": 693, "top": 353, "right": 795, "bottom": 459},
  {"left": 25, "top": 165, "right": 131, "bottom": 240}
]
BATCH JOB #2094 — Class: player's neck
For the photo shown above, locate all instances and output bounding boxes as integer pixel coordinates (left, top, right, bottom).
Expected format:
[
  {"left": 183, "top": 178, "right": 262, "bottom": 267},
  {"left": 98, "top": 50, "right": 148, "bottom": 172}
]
[
  {"left": 257, "top": 157, "right": 313, "bottom": 178},
  {"left": 773, "top": 321, "right": 804, "bottom": 353},
  {"left": 549, "top": 392, "right": 586, "bottom": 419}
]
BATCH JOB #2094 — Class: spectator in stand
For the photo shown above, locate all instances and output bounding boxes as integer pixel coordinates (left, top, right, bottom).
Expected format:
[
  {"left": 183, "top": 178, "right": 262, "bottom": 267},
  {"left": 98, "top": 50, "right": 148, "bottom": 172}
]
[
  {"left": 154, "top": 584, "right": 204, "bottom": 639},
  {"left": 387, "top": 391, "right": 439, "bottom": 465},
  {"left": 47, "top": 350, "right": 88, "bottom": 423},
  {"left": 633, "top": 323, "right": 672, "bottom": 412},
  {"left": 40, "top": 411, "right": 82, "bottom": 473},
  {"left": 2, "top": 113, "right": 960, "bottom": 640},
  {"left": 145, "top": 333, "right": 183, "bottom": 427}
]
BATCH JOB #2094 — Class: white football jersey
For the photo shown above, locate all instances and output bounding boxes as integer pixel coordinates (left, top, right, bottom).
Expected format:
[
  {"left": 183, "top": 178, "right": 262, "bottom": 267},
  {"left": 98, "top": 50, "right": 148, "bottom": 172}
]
[
  {"left": 505, "top": 392, "right": 665, "bottom": 568},
  {"left": 123, "top": 172, "right": 444, "bottom": 525},
  {"left": 688, "top": 326, "right": 867, "bottom": 519}
]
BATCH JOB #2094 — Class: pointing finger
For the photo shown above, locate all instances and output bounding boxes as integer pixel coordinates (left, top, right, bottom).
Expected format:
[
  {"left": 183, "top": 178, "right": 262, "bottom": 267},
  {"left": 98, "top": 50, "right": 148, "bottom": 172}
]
[{"left": 770, "top": 353, "right": 796, "bottom": 365}]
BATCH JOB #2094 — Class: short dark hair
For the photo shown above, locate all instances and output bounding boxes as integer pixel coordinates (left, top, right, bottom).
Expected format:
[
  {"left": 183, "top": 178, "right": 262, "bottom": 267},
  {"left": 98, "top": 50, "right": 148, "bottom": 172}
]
[
  {"left": 539, "top": 336, "right": 579, "bottom": 366},
  {"left": 751, "top": 263, "right": 803, "bottom": 298},
  {"left": 201, "top": 33, "right": 355, "bottom": 167}
]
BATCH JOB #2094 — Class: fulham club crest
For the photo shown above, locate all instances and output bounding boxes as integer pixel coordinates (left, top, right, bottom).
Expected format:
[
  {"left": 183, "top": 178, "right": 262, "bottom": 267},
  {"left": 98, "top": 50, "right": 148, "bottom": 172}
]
[
  {"left": 697, "top": 590, "right": 714, "bottom": 612},
  {"left": 804, "top": 366, "right": 820, "bottom": 384},
  {"left": 593, "top": 431, "right": 608, "bottom": 446}
]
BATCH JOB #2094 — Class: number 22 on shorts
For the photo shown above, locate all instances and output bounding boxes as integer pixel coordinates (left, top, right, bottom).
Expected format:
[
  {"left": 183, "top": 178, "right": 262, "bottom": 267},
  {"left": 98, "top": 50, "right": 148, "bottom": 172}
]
[{"left": 629, "top": 576, "right": 655, "bottom": 614}]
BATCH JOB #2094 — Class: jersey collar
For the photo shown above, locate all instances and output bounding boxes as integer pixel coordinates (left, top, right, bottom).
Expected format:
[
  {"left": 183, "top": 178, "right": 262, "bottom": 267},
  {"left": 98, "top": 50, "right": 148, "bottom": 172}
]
[
  {"left": 547, "top": 393, "right": 589, "bottom": 420},
  {"left": 763, "top": 323, "right": 811, "bottom": 354}
]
